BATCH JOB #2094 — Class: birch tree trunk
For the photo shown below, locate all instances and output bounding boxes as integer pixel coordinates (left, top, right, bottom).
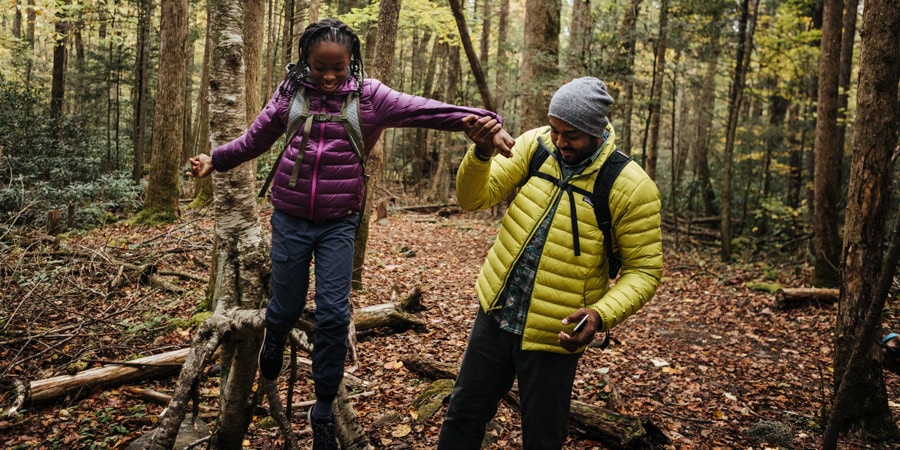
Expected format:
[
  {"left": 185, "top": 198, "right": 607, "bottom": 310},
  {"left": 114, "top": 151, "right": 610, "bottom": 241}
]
[{"left": 206, "top": 0, "right": 271, "bottom": 446}]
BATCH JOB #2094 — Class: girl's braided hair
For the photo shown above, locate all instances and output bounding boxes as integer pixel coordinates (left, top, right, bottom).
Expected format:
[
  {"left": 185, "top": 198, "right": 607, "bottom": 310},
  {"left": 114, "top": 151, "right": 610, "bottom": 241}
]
[{"left": 281, "top": 18, "right": 365, "bottom": 97}]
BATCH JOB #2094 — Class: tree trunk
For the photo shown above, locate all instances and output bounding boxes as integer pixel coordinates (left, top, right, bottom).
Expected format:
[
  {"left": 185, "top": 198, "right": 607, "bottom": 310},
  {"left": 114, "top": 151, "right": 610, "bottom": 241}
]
[
  {"left": 12, "top": 0, "right": 21, "bottom": 39},
  {"left": 189, "top": 18, "right": 213, "bottom": 208},
  {"left": 50, "top": 0, "right": 70, "bottom": 119},
  {"left": 494, "top": 0, "right": 510, "bottom": 120},
  {"left": 786, "top": 103, "right": 804, "bottom": 209},
  {"left": 243, "top": 0, "right": 265, "bottom": 122},
  {"left": 448, "top": 0, "right": 495, "bottom": 111},
  {"left": 132, "top": 0, "right": 153, "bottom": 183},
  {"left": 692, "top": 8, "right": 721, "bottom": 217},
  {"left": 141, "top": 0, "right": 189, "bottom": 223},
  {"left": 281, "top": 0, "right": 296, "bottom": 69},
  {"left": 824, "top": 0, "right": 900, "bottom": 444},
  {"left": 24, "top": 0, "right": 36, "bottom": 88},
  {"left": 720, "top": 0, "right": 759, "bottom": 262},
  {"left": 520, "top": 0, "right": 560, "bottom": 130},
  {"left": 614, "top": 0, "right": 642, "bottom": 155},
  {"left": 643, "top": 0, "right": 667, "bottom": 181},
  {"left": 352, "top": 0, "right": 401, "bottom": 290},
  {"left": 566, "top": 0, "right": 591, "bottom": 78},
  {"left": 811, "top": 0, "right": 843, "bottom": 287},
  {"left": 479, "top": 0, "right": 491, "bottom": 70},
  {"left": 204, "top": 0, "right": 273, "bottom": 446}
]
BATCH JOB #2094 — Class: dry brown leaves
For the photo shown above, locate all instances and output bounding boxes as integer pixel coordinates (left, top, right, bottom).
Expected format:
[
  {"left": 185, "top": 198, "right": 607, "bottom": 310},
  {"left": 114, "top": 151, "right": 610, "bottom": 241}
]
[{"left": 1, "top": 204, "right": 897, "bottom": 449}]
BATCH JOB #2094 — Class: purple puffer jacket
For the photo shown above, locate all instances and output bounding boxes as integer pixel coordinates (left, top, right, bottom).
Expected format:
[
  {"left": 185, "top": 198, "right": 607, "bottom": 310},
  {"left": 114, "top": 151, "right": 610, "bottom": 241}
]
[{"left": 212, "top": 77, "right": 503, "bottom": 221}]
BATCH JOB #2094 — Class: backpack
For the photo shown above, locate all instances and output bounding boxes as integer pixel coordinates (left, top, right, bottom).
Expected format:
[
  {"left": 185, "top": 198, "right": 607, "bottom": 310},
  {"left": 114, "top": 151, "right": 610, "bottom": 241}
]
[
  {"left": 258, "top": 85, "right": 366, "bottom": 198},
  {"left": 525, "top": 135, "right": 632, "bottom": 279}
]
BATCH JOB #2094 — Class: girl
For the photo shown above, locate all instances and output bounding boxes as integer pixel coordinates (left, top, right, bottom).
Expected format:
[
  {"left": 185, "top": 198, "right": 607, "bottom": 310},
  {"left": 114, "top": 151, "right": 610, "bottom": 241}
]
[{"left": 189, "top": 18, "right": 513, "bottom": 449}]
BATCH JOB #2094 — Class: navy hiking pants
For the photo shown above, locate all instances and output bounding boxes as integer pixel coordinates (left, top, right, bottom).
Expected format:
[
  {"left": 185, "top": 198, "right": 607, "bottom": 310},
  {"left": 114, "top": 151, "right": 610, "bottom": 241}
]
[{"left": 267, "top": 209, "right": 359, "bottom": 403}]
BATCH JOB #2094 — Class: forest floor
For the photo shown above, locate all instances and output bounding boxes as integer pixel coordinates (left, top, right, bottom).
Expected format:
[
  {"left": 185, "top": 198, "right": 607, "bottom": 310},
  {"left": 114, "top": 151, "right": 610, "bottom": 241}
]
[{"left": 2, "top": 198, "right": 900, "bottom": 450}]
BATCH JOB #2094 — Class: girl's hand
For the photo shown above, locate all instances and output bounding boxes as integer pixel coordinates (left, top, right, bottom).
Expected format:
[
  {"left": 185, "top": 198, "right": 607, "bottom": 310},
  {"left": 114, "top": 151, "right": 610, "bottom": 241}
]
[{"left": 186, "top": 154, "right": 213, "bottom": 178}]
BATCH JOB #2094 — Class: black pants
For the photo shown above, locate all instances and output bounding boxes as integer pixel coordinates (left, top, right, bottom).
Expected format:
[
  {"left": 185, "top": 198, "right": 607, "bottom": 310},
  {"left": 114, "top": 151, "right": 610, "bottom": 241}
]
[{"left": 438, "top": 308, "right": 582, "bottom": 450}]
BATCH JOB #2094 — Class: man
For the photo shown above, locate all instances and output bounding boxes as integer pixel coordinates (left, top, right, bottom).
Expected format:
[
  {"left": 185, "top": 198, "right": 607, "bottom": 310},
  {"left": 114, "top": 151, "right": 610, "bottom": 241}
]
[
  {"left": 440, "top": 77, "right": 664, "bottom": 449},
  {"left": 881, "top": 333, "right": 900, "bottom": 374}
]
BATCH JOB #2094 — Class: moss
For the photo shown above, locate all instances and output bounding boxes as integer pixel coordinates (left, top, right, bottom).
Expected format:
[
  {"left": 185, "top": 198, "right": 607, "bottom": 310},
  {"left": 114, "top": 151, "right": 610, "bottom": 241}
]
[
  {"left": 744, "top": 282, "right": 782, "bottom": 294},
  {"left": 412, "top": 379, "right": 455, "bottom": 423}
]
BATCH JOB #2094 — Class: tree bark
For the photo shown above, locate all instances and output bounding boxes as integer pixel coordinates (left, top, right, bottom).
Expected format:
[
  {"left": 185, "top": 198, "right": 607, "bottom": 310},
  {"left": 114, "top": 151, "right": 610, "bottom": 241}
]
[
  {"left": 494, "top": 0, "right": 510, "bottom": 119},
  {"left": 132, "top": 0, "right": 153, "bottom": 183},
  {"left": 50, "top": 0, "right": 70, "bottom": 119},
  {"left": 520, "top": 0, "right": 560, "bottom": 130},
  {"left": 773, "top": 287, "right": 839, "bottom": 309},
  {"left": 352, "top": 0, "right": 401, "bottom": 290},
  {"left": 824, "top": 0, "right": 900, "bottom": 444},
  {"left": 141, "top": 0, "right": 189, "bottom": 222},
  {"left": 447, "top": 0, "right": 495, "bottom": 111},
  {"left": 613, "top": 0, "right": 641, "bottom": 155},
  {"left": 691, "top": 7, "right": 722, "bottom": 217},
  {"left": 643, "top": 0, "right": 667, "bottom": 181},
  {"left": 566, "top": 0, "right": 591, "bottom": 78},
  {"left": 811, "top": 0, "right": 844, "bottom": 287},
  {"left": 720, "top": 0, "right": 759, "bottom": 262},
  {"left": 28, "top": 349, "right": 189, "bottom": 403}
]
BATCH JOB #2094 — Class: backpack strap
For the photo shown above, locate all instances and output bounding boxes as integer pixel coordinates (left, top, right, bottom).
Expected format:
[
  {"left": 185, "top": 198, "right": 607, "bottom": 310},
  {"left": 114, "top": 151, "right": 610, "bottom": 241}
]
[
  {"left": 592, "top": 148, "right": 632, "bottom": 278},
  {"left": 340, "top": 93, "right": 366, "bottom": 173},
  {"left": 522, "top": 135, "right": 632, "bottom": 278},
  {"left": 258, "top": 86, "right": 310, "bottom": 198},
  {"left": 259, "top": 88, "right": 367, "bottom": 197}
]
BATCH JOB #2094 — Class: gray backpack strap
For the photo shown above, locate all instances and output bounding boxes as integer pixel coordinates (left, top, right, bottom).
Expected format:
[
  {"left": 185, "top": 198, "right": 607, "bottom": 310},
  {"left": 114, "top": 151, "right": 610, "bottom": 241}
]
[
  {"left": 258, "top": 87, "right": 309, "bottom": 198},
  {"left": 341, "top": 93, "right": 366, "bottom": 171}
]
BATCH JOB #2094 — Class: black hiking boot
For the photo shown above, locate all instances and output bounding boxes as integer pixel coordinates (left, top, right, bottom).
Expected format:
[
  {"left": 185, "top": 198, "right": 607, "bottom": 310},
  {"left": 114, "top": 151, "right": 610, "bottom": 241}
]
[
  {"left": 257, "top": 329, "right": 284, "bottom": 381},
  {"left": 308, "top": 406, "right": 339, "bottom": 450}
]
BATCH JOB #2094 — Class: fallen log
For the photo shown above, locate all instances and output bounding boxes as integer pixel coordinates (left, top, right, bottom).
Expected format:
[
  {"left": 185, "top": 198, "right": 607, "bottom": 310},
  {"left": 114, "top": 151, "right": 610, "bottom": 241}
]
[
  {"left": 29, "top": 348, "right": 190, "bottom": 403},
  {"left": 15, "top": 297, "right": 424, "bottom": 406},
  {"left": 402, "top": 355, "right": 670, "bottom": 449},
  {"left": 774, "top": 287, "right": 839, "bottom": 309}
]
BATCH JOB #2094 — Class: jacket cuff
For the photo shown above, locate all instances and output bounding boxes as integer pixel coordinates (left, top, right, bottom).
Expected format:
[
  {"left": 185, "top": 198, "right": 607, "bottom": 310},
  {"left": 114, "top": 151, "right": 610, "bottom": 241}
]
[{"left": 470, "top": 145, "right": 493, "bottom": 162}]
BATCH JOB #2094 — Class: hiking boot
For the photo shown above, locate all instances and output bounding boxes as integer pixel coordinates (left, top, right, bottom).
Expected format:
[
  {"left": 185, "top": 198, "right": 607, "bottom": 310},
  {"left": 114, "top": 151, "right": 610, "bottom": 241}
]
[
  {"left": 257, "top": 329, "right": 284, "bottom": 381},
  {"left": 308, "top": 407, "right": 339, "bottom": 450}
]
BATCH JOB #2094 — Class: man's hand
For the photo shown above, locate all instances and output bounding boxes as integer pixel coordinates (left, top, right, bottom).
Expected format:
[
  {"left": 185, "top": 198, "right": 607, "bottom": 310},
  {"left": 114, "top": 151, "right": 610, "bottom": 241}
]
[
  {"left": 186, "top": 154, "right": 213, "bottom": 178},
  {"left": 462, "top": 115, "right": 514, "bottom": 158},
  {"left": 558, "top": 308, "right": 601, "bottom": 353}
]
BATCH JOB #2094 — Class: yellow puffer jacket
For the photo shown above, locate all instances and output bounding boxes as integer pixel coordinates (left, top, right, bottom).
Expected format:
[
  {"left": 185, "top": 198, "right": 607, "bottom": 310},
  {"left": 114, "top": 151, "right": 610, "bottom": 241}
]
[{"left": 456, "top": 125, "right": 663, "bottom": 353}]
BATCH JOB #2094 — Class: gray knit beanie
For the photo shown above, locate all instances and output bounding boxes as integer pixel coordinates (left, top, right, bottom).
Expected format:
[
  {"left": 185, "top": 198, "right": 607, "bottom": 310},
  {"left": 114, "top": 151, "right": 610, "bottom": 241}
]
[{"left": 548, "top": 77, "right": 614, "bottom": 137}]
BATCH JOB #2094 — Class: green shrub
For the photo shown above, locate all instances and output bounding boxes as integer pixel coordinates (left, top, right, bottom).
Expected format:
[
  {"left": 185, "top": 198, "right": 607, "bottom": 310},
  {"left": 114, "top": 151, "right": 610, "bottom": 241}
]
[{"left": 0, "top": 78, "right": 143, "bottom": 232}]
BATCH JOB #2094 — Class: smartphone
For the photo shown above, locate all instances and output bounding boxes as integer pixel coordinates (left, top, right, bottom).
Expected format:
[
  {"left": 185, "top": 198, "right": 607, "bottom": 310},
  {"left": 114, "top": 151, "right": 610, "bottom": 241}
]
[{"left": 571, "top": 315, "right": 589, "bottom": 334}]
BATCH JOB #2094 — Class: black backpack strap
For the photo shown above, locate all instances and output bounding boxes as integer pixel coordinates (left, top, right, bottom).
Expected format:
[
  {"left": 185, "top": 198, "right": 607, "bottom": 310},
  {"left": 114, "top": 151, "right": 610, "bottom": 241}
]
[
  {"left": 526, "top": 137, "right": 554, "bottom": 185},
  {"left": 593, "top": 148, "right": 632, "bottom": 278}
]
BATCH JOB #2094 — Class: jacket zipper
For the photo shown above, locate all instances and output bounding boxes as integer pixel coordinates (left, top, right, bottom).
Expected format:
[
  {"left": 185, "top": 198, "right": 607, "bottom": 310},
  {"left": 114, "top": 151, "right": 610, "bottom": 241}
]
[{"left": 308, "top": 93, "right": 330, "bottom": 217}]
